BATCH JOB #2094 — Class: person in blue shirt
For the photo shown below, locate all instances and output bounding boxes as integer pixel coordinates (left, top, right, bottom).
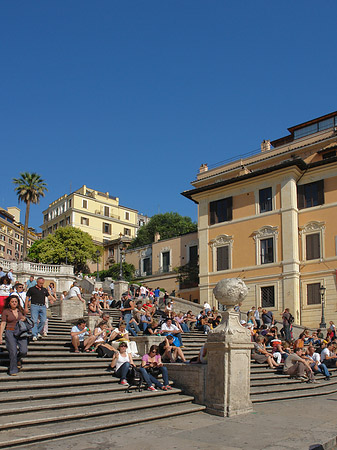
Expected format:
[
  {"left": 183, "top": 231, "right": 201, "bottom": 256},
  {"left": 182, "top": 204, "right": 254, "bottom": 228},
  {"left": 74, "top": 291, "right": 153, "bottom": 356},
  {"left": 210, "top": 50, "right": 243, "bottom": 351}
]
[{"left": 25, "top": 275, "right": 37, "bottom": 290}]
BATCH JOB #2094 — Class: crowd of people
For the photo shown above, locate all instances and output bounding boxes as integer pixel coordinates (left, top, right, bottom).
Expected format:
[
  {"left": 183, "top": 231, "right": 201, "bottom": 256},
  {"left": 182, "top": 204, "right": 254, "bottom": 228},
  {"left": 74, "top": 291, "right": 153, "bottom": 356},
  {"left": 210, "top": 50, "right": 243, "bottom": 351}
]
[
  {"left": 243, "top": 305, "right": 337, "bottom": 383},
  {"left": 1, "top": 267, "right": 337, "bottom": 390}
]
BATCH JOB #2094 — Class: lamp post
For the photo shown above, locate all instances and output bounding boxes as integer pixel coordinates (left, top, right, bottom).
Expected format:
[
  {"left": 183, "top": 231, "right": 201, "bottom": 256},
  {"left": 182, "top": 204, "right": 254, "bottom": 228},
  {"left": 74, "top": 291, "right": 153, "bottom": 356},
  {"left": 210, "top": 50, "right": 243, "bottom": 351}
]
[
  {"left": 65, "top": 247, "right": 68, "bottom": 265},
  {"left": 96, "top": 249, "right": 100, "bottom": 282},
  {"left": 119, "top": 240, "right": 125, "bottom": 280},
  {"left": 319, "top": 285, "right": 326, "bottom": 329}
]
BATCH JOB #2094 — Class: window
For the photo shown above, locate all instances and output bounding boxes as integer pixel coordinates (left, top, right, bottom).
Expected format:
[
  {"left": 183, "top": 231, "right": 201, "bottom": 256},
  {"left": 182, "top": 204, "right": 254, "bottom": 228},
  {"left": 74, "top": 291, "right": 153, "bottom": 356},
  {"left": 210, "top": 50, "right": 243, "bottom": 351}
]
[
  {"left": 104, "top": 206, "right": 109, "bottom": 217},
  {"left": 261, "top": 286, "right": 275, "bottom": 308},
  {"left": 307, "top": 283, "right": 321, "bottom": 305},
  {"left": 0, "top": 245, "right": 4, "bottom": 251},
  {"left": 322, "top": 150, "right": 336, "bottom": 160},
  {"left": 124, "top": 228, "right": 131, "bottom": 236},
  {"left": 53, "top": 224, "right": 58, "bottom": 230},
  {"left": 102, "top": 223, "right": 111, "bottom": 234},
  {"left": 297, "top": 180, "right": 324, "bottom": 209},
  {"left": 44, "top": 214, "right": 48, "bottom": 223},
  {"left": 189, "top": 245, "right": 198, "bottom": 265},
  {"left": 125, "top": 212, "right": 130, "bottom": 220},
  {"left": 253, "top": 226, "right": 278, "bottom": 265},
  {"left": 8, "top": 239, "right": 13, "bottom": 245},
  {"left": 108, "top": 248, "right": 114, "bottom": 258},
  {"left": 68, "top": 199, "right": 72, "bottom": 208},
  {"left": 15, "top": 233, "right": 20, "bottom": 239},
  {"left": 83, "top": 200, "right": 88, "bottom": 209},
  {"left": 48, "top": 227, "right": 52, "bottom": 234},
  {"left": 59, "top": 220, "right": 64, "bottom": 227},
  {"left": 216, "top": 246, "right": 229, "bottom": 271},
  {"left": 81, "top": 217, "right": 89, "bottom": 226},
  {"left": 0, "top": 235, "right": 5, "bottom": 241},
  {"left": 162, "top": 251, "right": 170, "bottom": 273},
  {"left": 210, "top": 235, "right": 233, "bottom": 272},
  {"left": 259, "top": 187, "right": 272, "bottom": 213},
  {"left": 142, "top": 257, "right": 151, "bottom": 275},
  {"left": 209, "top": 197, "right": 233, "bottom": 225},
  {"left": 260, "top": 238, "right": 274, "bottom": 264},
  {"left": 66, "top": 216, "right": 71, "bottom": 225},
  {"left": 15, "top": 243, "right": 20, "bottom": 251},
  {"left": 306, "top": 233, "right": 320, "bottom": 260},
  {"left": 7, "top": 249, "right": 12, "bottom": 256},
  {"left": 300, "top": 221, "right": 325, "bottom": 261}
]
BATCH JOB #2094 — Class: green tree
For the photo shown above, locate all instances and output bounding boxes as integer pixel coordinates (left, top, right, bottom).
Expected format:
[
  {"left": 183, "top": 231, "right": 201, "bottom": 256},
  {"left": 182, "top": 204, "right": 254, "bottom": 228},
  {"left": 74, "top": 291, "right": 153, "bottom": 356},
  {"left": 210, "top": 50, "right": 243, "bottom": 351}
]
[
  {"left": 13, "top": 172, "right": 48, "bottom": 260},
  {"left": 92, "top": 262, "right": 135, "bottom": 282},
  {"left": 129, "top": 212, "right": 197, "bottom": 248},
  {"left": 28, "top": 226, "right": 100, "bottom": 273}
]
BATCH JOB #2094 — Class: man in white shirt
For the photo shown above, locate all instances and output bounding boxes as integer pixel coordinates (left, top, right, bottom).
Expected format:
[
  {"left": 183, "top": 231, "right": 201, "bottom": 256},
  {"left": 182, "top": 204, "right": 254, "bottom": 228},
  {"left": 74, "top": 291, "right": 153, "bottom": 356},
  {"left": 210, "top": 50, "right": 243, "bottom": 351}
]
[
  {"left": 66, "top": 282, "right": 86, "bottom": 307},
  {"left": 203, "top": 302, "right": 211, "bottom": 313},
  {"left": 7, "top": 269, "right": 15, "bottom": 283},
  {"left": 320, "top": 343, "right": 337, "bottom": 368},
  {"left": 140, "top": 285, "right": 148, "bottom": 299},
  {"left": 12, "top": 283, "right": 27, "bottom": 308},
  {"left": 161, "top": 318, "right": 183, "bottom": 346},
  {"left": 110, "top": 281, "right": 114, "bottom": 297},
  {"left": 70, "top": 319, "right": 96, "bottom": 353},
  {"left": 305, "top": 345, "right": 330, "bottom": 380}
]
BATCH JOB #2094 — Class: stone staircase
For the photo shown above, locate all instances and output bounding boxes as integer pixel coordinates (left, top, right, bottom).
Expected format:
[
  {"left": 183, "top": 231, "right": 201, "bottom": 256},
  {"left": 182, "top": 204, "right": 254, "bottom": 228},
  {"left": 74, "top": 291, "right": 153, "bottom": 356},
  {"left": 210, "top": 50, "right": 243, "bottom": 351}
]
[
  {"left": 250, "top": 362, "right": 337, "bottom": 403},
  {"left": 0, "top": 309, "right": 206, "bottom": 449}
]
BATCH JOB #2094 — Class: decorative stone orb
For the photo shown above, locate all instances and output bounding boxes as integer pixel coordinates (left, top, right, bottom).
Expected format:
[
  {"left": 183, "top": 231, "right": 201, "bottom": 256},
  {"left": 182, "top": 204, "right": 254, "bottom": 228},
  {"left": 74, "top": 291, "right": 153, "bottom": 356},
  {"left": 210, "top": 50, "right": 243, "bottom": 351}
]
[{"left": 213, "top": 278, "right": 248, "bottom": 310}]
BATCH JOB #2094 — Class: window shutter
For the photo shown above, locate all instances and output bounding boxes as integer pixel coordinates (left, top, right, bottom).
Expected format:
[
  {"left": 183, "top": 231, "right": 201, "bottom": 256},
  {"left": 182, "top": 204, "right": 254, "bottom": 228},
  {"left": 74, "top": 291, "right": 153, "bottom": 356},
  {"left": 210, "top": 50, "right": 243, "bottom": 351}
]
[
  {"left": 227, "top": 197, "right": 233, "bottom": 221},
  {"left": 317, "top": 179, "right": 324, "bottom": 205},
  {"left": 217, "top": 246, "right": 229, "bottom": 271},
  {"left": 210, "top": 202, "right": 216, "bottom": 225},
  {"left": 306, "top": 234, "right": 320, "bottom": 260},
  {"left": 297, "top": 185, "right": 304, "bottom": 209}
]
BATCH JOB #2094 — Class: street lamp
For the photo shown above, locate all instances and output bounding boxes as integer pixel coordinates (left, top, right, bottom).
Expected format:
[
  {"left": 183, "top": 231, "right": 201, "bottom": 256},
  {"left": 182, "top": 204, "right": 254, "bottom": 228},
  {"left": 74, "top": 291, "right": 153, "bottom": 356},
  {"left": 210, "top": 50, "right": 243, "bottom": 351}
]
[
  {"left": 65, "top": 247, "right": 68, "bottom": 265},
  {"left": 119, "top": 240, "right": 125, "bottom": 280},
  {"left": 96, "top": 249, "right": 100, "bottom": 282},
  {"left": 319, "top": 285, "right": 326, "bottom": 329}
]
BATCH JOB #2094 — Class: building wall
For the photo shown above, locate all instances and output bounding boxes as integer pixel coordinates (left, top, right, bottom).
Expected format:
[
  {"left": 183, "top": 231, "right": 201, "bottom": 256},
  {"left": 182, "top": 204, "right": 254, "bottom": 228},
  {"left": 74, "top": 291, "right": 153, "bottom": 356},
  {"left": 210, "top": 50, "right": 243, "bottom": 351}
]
[
  {"left": 184, "top": 114, "right": 337, "bottom": 327},
  {"left": 41, "top": 185, "right": 138, "bottom": 248},
  {"left": 0, "top": 208, "right": 39, "bottom": 261}
]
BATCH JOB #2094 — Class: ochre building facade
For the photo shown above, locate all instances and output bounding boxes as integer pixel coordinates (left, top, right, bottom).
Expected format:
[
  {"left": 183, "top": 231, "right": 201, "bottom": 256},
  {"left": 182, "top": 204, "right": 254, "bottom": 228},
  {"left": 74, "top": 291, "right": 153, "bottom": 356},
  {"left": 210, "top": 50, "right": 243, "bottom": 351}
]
[{"left": 183, "top": 111, "right": 337, "bottom": 327}]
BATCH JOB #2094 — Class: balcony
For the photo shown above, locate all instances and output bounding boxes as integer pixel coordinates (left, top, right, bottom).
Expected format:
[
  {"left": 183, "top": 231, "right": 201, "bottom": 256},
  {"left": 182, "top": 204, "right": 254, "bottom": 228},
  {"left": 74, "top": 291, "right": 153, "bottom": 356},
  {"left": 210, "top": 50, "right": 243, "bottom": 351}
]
[{"left": 95, "top": 210, "right": 120, "bottom": 220}]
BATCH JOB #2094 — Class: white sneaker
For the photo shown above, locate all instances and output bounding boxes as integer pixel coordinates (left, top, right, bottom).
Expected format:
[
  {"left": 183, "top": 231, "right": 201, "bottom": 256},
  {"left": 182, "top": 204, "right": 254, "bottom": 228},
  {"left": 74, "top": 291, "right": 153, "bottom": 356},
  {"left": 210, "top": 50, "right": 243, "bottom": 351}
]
[
  {"left": 37, "top": 333, "right": 42, "bottom": 339},
  {"left": 42, "top": 332, "right": 47, "bottom": 337},
  {"left": 32, "top": 336, "right": 38, "bottom": 341}
]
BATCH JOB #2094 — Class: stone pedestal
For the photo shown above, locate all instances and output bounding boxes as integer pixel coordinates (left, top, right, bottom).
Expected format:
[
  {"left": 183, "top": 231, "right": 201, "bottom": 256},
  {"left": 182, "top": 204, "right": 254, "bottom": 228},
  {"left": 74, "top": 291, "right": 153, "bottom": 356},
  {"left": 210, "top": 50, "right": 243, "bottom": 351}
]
[
  {"left": 130, "top": 336, "right": 163, "bottom": 355},
  {"left": 114, "top": 280, "right": 129, "bottom": 301},
  {"left": 204, "top": 277, "right": 254, "bottom": 417},
  {"left": 60, "top": 298, "right": 84, "bottom": 322},
  {"left": 205, "top": 310, "right": 253, "bottom": 417}
]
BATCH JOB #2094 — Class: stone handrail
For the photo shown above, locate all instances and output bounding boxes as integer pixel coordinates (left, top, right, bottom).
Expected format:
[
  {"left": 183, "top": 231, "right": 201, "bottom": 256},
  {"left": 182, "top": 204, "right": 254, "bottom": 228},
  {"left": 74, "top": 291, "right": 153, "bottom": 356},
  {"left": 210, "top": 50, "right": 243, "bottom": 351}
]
[{"left": 168, "top": 295, "right": 201, "bottom": 316}]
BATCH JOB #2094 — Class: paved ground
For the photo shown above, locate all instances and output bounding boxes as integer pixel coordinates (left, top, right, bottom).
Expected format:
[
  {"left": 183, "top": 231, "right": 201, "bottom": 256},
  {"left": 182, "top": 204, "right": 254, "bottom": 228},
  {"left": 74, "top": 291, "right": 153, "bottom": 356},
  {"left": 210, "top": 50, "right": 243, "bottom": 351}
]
[{"left": 16, "top": 394, "right": 337, "bottom": 450}]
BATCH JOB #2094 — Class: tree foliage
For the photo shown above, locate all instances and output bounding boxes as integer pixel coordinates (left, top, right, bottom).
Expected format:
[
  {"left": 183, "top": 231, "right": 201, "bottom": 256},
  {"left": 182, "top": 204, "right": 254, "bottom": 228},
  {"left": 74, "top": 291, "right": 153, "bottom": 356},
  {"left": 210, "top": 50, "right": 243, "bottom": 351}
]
[
  {"left": 91, "top": 262, "right": 136, "bottom": 282},
  {"left": 28, "top": 226, "right": 100, "bottom": 273},
  {"left": 129, "top": 212, "right": 197, "bottom": 248},
  {"left": 13, "top": 172, "right": 48, "bottom": 259}
]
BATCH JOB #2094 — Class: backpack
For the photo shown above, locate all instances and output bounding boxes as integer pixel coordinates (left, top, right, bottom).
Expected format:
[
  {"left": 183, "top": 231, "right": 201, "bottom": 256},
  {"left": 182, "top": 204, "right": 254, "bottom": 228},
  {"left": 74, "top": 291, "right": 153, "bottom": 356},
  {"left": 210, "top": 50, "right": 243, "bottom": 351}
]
[
  {"left": 288, "top": 314, "right": 294, "bottom": 325},
  {"left": 125, "top": 366, "right": 144, "bottom": 393},
  {"left": 96, "top": 345, "right": 115, "bottom": 359}
]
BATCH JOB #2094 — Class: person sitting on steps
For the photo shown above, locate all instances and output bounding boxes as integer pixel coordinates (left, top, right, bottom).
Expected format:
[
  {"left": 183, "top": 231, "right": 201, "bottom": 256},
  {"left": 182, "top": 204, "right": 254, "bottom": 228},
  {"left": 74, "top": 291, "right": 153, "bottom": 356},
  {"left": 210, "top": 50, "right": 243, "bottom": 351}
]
[
  {"left": 158, "top": 335, "right": 186, "bottom": 363},
  {"left": 70, "top": 319, "right": 96, "bottom": 353}
]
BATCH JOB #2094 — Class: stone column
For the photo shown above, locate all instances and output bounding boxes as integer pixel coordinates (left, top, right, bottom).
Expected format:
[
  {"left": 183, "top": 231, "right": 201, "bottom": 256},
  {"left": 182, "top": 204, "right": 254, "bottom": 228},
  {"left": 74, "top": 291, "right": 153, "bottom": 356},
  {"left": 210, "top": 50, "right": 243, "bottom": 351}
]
[
  {"left": 60, "top": 298, "right": 84, "bottom": 322},
  {"left": 205, "top": 278, "right": 254, "bottom": 417},
  {"left": 114, "top": 280, "right": 129, "bottom": 301}
]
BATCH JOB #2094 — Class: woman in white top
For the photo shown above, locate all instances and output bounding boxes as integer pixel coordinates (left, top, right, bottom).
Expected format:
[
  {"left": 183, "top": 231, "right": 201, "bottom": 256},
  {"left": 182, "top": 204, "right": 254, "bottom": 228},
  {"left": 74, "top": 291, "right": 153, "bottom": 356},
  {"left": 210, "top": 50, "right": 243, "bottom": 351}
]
[
  {"left": 109, "top": 342, "right": 135, "bottom": 385},
  {"left": 108, "top": 321, "right": 139, "bottom": 357},
  {"left": 0, "top": 275, "right": 12, "bottom": 315}
]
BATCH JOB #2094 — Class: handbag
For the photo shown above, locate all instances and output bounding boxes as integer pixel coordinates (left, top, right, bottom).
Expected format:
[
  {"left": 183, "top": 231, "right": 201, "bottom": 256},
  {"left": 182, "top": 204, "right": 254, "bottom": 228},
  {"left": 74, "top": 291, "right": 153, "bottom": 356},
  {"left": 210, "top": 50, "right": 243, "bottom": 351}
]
[{"left": 13, "top": 317, "right": 34, "bottom": 338}]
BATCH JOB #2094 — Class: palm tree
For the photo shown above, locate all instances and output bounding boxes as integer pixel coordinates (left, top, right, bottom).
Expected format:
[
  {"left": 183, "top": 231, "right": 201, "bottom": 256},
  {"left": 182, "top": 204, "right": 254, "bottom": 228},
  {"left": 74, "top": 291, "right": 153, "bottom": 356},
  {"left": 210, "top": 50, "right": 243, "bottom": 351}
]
[{"left": 13, "top": 173, "right": 48, "bottom": 260}]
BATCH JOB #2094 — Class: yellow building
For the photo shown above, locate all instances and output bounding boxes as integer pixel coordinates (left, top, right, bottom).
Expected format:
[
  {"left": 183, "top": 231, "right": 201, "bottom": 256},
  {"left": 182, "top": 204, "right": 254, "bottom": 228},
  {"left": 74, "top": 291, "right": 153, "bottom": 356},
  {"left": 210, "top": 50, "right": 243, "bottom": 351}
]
[
  {"left": 182, "top": 111, "right": 337, "bottom": 327},
  {"left": 41, "top": 185, "right": 139, "bottom": 261},
  {"left": 122, "top": 231, "right": 200, "bottom": 303},
  {"left": 0, "top": 207, "right": 40, "bottom": 261}
]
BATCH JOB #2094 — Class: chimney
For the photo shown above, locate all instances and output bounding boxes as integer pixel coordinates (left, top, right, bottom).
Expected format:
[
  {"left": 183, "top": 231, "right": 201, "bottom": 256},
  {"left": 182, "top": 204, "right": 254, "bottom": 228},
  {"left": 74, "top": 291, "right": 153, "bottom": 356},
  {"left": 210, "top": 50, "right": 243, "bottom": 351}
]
[
  {"left": 261, "top": 140, "right": 271, "bottom": 152},
  {"left": 154, "top": 232, "right": 161, "bottom": 243},
  {"left": 199, "top": 163, "right": 208, "bottom": 173}
]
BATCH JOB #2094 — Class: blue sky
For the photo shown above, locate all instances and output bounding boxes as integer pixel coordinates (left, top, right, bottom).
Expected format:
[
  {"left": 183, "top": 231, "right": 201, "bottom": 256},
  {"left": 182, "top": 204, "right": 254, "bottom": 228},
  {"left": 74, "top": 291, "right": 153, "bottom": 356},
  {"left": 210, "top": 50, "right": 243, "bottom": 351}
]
[{"left": 1, "top": 1, "right": 337, "bottom": 230}]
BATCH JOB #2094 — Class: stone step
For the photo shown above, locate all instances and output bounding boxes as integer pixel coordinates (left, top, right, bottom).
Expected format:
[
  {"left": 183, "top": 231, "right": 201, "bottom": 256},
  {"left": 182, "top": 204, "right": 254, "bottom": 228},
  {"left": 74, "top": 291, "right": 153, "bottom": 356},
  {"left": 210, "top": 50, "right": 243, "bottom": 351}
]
[
  {"left": 0, "top": 369, "right": 113, "bottom": 384},
  {"left": 0, "top": 401, "right": 205, "bottom": 448},
  {"left": 251, "top": 377, "right": 337, "bottom": 395},
  {"left": 0, "top": 391, "right": 190, "bottom": 429},
  {"left": 251, "top": 383, "right": 337, "bottom": 403},
  {"left": 0, "top": 380, "right": 177, "bottom": 403}
]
